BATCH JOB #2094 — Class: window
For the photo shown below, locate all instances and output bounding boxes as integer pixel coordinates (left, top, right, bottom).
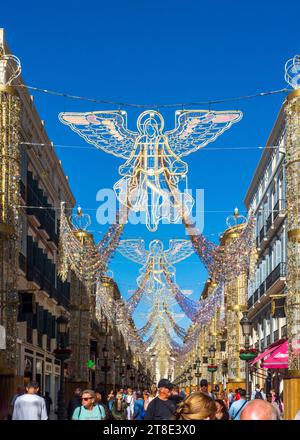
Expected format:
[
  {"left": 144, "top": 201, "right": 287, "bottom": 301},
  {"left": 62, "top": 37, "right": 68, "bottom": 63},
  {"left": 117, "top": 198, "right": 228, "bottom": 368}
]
[{"left": 19, "top": 214, "right": 27, "bottom": 256}]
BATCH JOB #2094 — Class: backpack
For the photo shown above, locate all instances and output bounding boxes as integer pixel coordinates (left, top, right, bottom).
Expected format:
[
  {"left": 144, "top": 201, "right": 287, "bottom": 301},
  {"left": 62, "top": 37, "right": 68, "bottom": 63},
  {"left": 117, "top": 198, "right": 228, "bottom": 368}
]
[
  {"left": 254, "top": 391, "right": 263, "bottom": 400},
  {"left": 78, "top": 404, "right": 106, "bottom": 419}
]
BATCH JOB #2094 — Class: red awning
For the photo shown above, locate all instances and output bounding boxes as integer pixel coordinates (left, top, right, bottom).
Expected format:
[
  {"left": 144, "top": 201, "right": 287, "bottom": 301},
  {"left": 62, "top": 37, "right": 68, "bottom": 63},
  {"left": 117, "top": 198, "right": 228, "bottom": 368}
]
[
  {"left": 249, "top": 339, "right": 286, "bottom": 367},
  {"left": 261, "top": 340, "right": 288, "bottom": 369}
]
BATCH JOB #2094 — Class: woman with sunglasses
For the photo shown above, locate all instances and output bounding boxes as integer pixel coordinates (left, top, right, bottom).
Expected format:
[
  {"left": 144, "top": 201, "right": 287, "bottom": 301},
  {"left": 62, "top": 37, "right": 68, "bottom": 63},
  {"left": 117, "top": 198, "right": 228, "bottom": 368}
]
[{"left": 72, "top": 390, "right": 106, "bottom": 420}]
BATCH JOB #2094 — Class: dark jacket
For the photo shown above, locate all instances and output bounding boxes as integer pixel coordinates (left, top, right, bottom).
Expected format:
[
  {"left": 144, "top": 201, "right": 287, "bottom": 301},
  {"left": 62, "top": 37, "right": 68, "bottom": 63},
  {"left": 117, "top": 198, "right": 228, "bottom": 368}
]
[{"left": 67, "top": 395, "right": 81, "bottom": 420}]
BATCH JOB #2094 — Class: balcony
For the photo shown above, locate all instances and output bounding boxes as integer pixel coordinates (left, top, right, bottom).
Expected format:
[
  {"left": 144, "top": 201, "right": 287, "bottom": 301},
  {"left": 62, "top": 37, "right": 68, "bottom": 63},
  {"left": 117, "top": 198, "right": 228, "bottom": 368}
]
[
  {"left": 259, "top": 226, "right": 265, "bottom": 244},
  {"left": 47, "top": 336, "right": 51, "bottom": 352},
  {"left": 266, "top": 262, "right": 286, "bottom": 291},
  {"left": 259, "top": 281, "right": 265, "bottom": 297},
  {"left": 37, "top": 332, "right": 43, "bottom": 348},
  {"left": 19, "top": 253, "right": 26, "bottom": 273},
  {"left": 281, "top": 325, "right": 287, "bottom": 338},
  {"left": 26, "top": 172, "right": 57, "bottom": 245},
  {"left": 273, "top": 329, "right": 279, "bottom": 341},
  {"left": 266, "top": 212, "right": 272, "bottom": 233},
  {"left": 273, "top": 199, "right": 286, "bottom": 222},
  {"left": 20, "top": 179, "right": 26, "bottom": 202},
  {"left": 248, "top": 295, "right": 254, "bottom": 308},
  {"left": 254, "top": 288, "right": 259, "bottom": 304},
  {"left": 26, "top": 326, "right": 33, "bottom": 344}
]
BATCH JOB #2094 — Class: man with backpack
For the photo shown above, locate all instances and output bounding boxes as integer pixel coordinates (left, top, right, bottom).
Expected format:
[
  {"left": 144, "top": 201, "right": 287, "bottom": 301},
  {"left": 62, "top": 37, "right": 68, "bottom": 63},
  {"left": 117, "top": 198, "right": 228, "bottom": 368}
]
[
  {"left": 251, "top": 384, "right": 264, "bottom": 400},
  {"left": 72, "top": 390, "right": 106, "bottom": 420},
  {"left": 229, "top": 389, "right": 248, "bottom": 420}
]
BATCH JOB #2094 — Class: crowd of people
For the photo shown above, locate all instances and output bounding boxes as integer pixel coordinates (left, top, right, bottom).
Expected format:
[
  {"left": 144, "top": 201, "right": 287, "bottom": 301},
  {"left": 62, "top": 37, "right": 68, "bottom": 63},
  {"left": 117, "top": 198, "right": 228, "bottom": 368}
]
[{"left": 9, "top": 378, "right": 296, "bottom": 420}]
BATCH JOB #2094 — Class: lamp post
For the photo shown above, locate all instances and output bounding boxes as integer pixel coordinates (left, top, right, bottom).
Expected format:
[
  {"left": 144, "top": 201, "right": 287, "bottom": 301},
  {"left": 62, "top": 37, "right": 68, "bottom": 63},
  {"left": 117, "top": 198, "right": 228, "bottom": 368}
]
[
  {"left": 100, "top": 345, "right": 110, "bottom": 398},
  {"left": 120, "top": 359, "right": 126, "bottom": 388},
  {"left": 194, "top": 357, "right": 201, "bottom": 391},
  {"left": 187, "top": 366, "right": 193, "bottom": 394},
  {"left": 240, "top": 311, "right": 252, "bottom": 401},
  {"left": 208, "top": 344, "right": 216, "bottom": 393},
  {"left": 54, "top": 314, "right": 70, "bottom": 420}
]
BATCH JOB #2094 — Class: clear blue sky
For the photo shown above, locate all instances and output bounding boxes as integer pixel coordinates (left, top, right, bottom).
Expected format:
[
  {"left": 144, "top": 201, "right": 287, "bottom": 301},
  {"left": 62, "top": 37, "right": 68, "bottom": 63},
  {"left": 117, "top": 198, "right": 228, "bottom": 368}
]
[{"left": 2, "top": 0, "right": 299, "bottom": 331}]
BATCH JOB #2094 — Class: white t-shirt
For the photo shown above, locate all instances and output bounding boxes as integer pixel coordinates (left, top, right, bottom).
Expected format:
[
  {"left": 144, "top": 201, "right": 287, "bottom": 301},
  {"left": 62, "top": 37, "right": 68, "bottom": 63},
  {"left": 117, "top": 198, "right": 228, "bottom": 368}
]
[{"left": 12, "top": 394, "right": 48, "bottom": 420}]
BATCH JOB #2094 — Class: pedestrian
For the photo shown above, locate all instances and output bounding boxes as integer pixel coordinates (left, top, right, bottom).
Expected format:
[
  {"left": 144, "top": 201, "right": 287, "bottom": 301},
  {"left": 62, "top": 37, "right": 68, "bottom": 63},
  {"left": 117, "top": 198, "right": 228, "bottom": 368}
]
[
  {"left": 215, "top": 399, "right": 230, "bottom": 420},
  {"left": 227, "top": 389, "right": 234, "bottom": 407},
  {"left": 67, "top": 387, "right": 82, "bottom": 420},
  {"left": 144, "top": 379, "right": 176, "bottom": 420},
  {"left": 260, "top": 387, "right": 266, "bottom": 400},
  {"left": 251, "top": 384, "right": 263, "bottom": 400},
  {"left": 43, "top": 391, "right": 53, "bottom": 418},
  {"left": 143, "top": 390, "right": 150, "bottom": 411},
  {"left": 240, "top": 399, "right": 279, "bottom": 420},
  {"left": 169, "top": 386, "right": 184, "bottom": 405},
  {"left": 199, "top": 379, "right": 213, "bottom": 398},
  {"left": 149, "top": 385, "right": 157, "bottom": 402},
  {"left": 266, "top": 393, "right": 281, "bottom": 419},
  {"left": 174, "top": 392, "right": 217, "bottom": 420},
  {"left": 111, "top": 392, "right": 127, "bottom": 420},
  {"left": 132, "top": 390, "right": 145, "bottom": 420},
  {"left": 234, "top": 388, "right": 241, "bottom": 401},
  {"left": 125, "top": 387, "right": 135, "bottom": 420},
  {"left": 95, "top": 389, "right": 107, "bottom": 419},
  {"left": 229, "top": 389, "right": 248, "bottom": 420},
  {"left": 12, "top": 381, "right": 48, "bottom": 420},
  {"left": 106, "top": 390, "right": 115, "bottom": 419},
  {"left": 220, "top": 390, "right": 229, "bottom": 408},
  {"left": 72, "top": 390, "right": 106, "bottom": 420}
]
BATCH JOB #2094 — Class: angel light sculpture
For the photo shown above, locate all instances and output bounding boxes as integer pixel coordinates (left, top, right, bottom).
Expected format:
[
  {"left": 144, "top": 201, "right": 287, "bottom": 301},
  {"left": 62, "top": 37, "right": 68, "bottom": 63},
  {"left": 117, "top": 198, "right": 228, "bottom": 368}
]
[
  {"left": 285, "top": 55, "right": 300, "bottom": 89},
  {"left": 117, "top": 238, "right": 195, "bottom": 296},
  {"left": 59, "top": 109, "right": 242, "bottom": 231}
]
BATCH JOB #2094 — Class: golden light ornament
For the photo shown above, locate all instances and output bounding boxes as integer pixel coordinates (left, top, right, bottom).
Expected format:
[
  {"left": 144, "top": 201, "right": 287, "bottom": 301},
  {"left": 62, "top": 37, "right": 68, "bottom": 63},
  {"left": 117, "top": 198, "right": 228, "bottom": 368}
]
[{"left": 0, "top": 46, "right": 21, "bottom": 371}]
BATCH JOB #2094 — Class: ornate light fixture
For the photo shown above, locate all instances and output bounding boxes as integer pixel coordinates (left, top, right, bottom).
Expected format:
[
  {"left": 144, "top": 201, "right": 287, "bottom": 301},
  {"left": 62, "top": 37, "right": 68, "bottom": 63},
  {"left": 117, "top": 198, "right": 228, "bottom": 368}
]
[{"left": 60, "top": 109, "right": 242, "bottom": 232}]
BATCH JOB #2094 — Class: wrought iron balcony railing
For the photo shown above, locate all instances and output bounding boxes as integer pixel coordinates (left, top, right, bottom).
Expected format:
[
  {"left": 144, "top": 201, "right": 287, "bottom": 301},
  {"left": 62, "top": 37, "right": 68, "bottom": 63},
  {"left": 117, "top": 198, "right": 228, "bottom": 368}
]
[{"left": 266, "top": 262, "right": 286, "bottom": 291}]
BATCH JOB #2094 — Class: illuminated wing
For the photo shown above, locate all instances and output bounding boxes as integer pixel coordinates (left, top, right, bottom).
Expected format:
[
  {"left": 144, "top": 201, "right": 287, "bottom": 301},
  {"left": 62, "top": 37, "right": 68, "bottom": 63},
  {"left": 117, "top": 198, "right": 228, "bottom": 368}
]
[
  {"left": 165, "top": 239, "right": 194, "bottom": 264},
  {"left": 117, "top": 239, "right": 149, "bottom": 265},
  {"left": 165, "top": 110, "right": 242, "bottom": 157},
  {"left": 59, "top": 110, "right": 138, "bottom": 159}
]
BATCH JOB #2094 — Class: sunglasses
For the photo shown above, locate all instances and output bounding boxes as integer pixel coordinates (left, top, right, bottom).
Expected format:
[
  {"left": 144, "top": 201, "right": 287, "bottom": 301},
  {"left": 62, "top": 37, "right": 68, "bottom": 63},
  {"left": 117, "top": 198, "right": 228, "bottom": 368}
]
[{"left": 82, "top": 397, "right": 93, "bottom": 401}]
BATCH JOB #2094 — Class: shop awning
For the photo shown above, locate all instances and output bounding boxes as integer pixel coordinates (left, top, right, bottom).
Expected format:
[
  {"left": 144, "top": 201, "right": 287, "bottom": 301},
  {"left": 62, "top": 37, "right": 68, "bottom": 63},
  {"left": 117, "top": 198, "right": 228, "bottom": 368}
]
[
  {"left": 249, "top": 338, "right": 286, "bottom": 367},
  {"left": 261, "top": 340, "right": 288, "bottom": 369}
]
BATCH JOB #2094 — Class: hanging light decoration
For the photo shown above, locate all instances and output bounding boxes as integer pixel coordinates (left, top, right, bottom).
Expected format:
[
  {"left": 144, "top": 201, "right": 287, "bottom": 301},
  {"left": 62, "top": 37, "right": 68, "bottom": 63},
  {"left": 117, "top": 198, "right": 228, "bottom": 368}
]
[
  {"left": 0, "top": 45, "right": 21, "bottom": 370},
  {"left": 58, "top": 202, "right": 128, "bottom": 285},
  {"left": 59, "top": 109, "right": 242, "bottom": 232}
]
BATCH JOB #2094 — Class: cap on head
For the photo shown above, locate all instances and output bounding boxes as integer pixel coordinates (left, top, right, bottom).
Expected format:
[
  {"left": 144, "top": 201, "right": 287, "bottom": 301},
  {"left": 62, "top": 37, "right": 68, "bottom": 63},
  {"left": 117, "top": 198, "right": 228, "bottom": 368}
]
[
  {"left": 158, "top": 378, "right": 173, "bottom": 390},
  {"left": 200, "top": 379, "right": 208, "bottom": 387}
]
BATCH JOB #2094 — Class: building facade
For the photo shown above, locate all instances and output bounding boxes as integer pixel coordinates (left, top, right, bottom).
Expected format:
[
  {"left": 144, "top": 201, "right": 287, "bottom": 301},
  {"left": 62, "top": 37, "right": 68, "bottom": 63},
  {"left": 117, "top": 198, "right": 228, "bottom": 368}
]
[
  {"left": 244, "top": 104, "right": 287, "bottom": 395},
  {"left": 0, "top": 29, "right": 150, "bottom": 419}
]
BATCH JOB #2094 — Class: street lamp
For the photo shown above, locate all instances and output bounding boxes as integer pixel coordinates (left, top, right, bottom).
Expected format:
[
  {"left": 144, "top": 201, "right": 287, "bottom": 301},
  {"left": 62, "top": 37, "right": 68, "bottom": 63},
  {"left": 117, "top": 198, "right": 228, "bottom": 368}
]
[
  {"left": 54, "top": 314, "right": 71, "bottom": 420},
  {"left": 100, "top": 345, "right": 110, "bottom": 397},
  {"left": 208, "top": 344, "right": 217, "bottom": 393},
  {"left": 194, "top": 357, "right": 201, "bottom": 390},
  {"left": 187, "top": 366, "right": 193, "bottom": 394},
  {"left": 240, "top": 311, "right": 252, "bottom": 401},
  {"left": 119, "top": 359, "right": 126, "bottom": 388}
]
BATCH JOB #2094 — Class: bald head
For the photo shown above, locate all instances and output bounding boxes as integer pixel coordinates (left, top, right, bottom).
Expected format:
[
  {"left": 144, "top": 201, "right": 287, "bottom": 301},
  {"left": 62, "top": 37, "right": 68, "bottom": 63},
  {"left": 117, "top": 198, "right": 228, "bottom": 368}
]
[{"left": 240, "top": 400, "right": 278, "bottom": 420}]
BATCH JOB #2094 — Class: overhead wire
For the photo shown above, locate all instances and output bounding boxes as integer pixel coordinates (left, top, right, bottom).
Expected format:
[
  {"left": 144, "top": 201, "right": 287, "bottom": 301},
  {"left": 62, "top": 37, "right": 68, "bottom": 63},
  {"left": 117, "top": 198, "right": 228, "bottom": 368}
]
[{"left": 15, "top": 84, "right": 290, "bottom": 108}]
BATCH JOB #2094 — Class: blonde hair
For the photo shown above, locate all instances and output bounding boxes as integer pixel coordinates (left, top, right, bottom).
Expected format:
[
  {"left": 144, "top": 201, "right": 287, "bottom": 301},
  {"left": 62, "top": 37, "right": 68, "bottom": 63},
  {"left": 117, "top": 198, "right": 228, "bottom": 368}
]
[
  {"left": 81, "top": 389, "right": 95, "bottom": 399},
  {"left": 175, "top": 392, "right": 217, "bottom": 420}
]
